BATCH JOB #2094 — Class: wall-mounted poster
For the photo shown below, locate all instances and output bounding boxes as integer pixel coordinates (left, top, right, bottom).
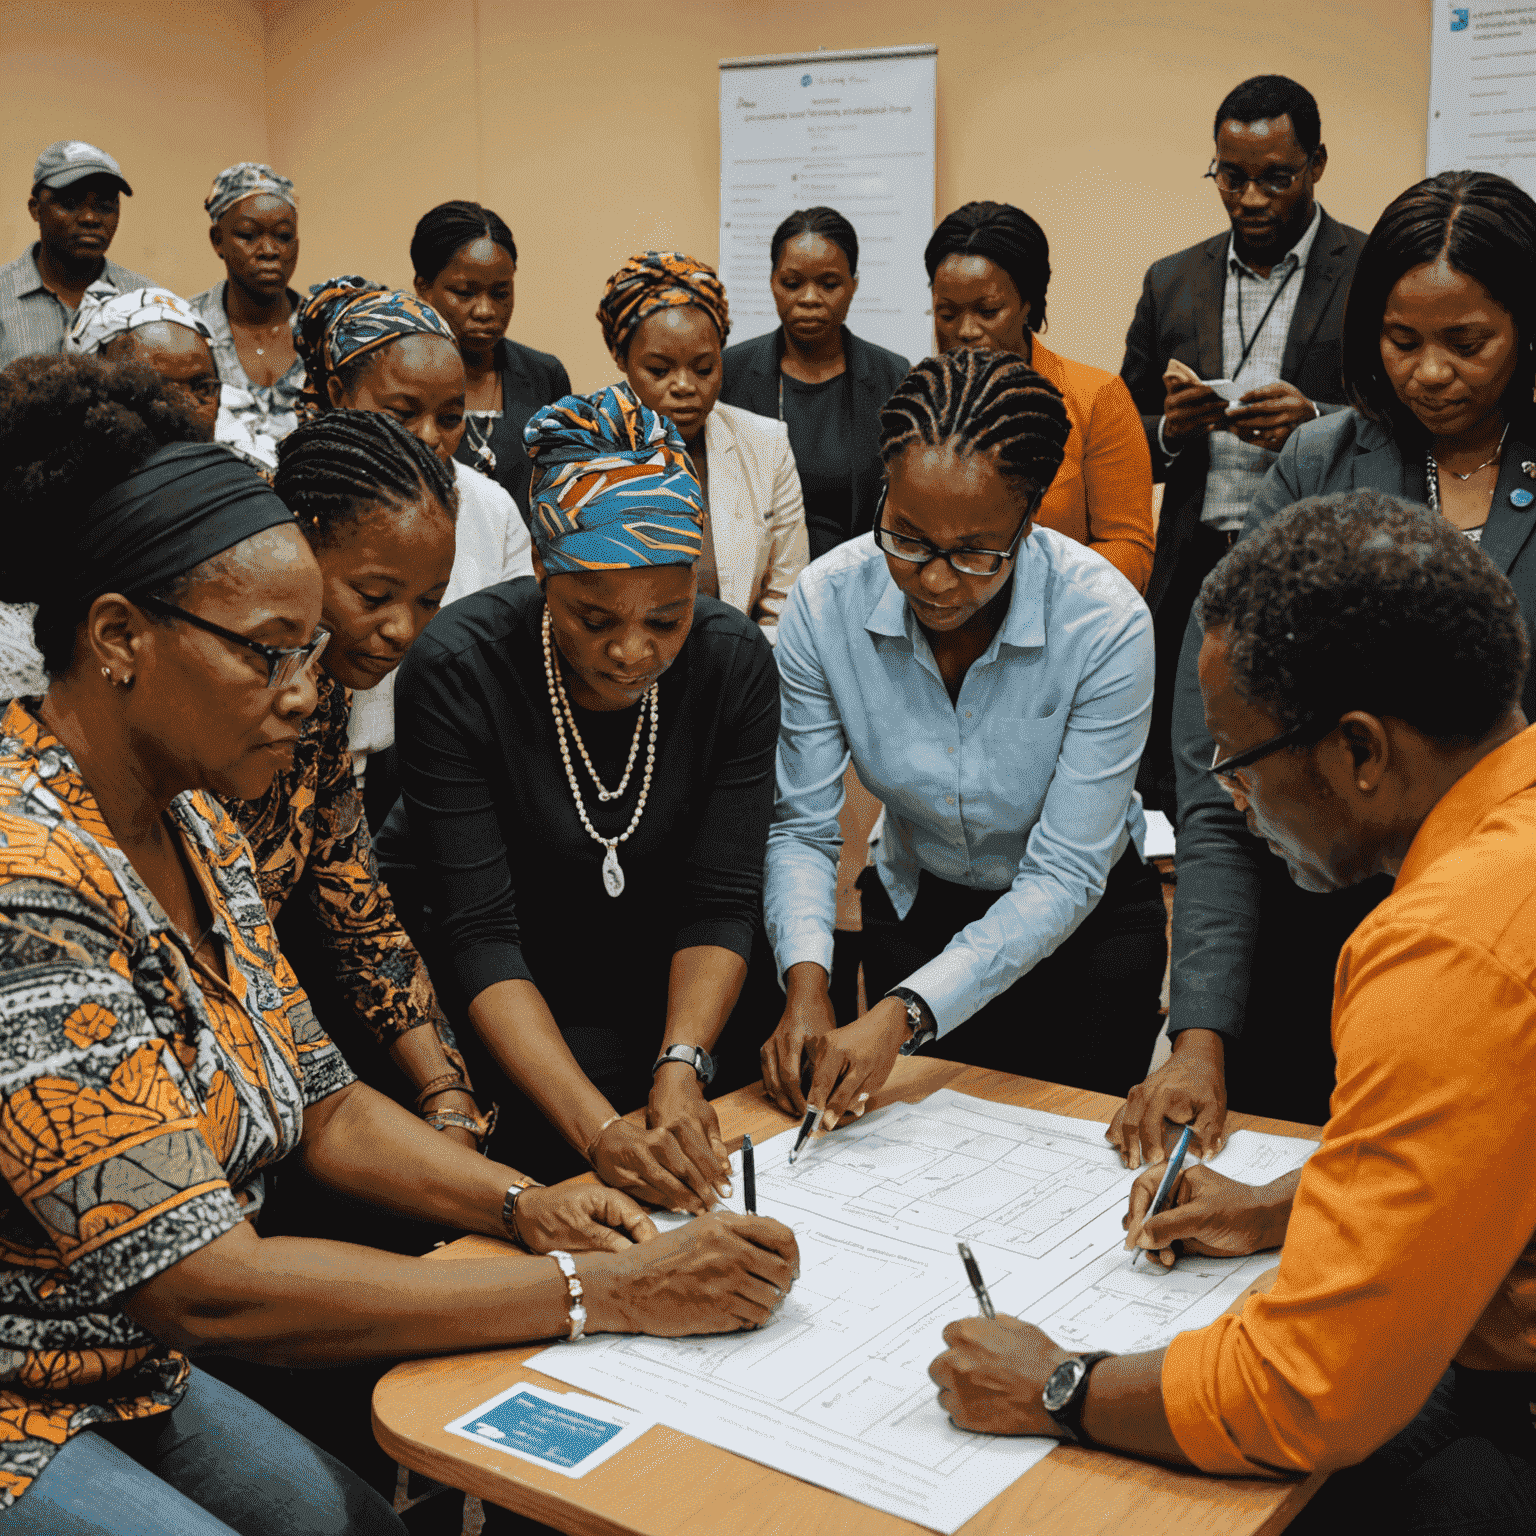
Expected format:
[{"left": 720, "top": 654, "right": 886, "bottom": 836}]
[{"left": 1429, "top": 1, "right": 1536, "bottom": 196}]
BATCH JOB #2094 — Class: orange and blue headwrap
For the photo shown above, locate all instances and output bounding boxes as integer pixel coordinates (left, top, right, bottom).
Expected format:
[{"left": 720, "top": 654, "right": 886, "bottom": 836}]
[
  {"left": 596, "top": 252, "right": 730, "bottom": 363},
  {"left": 294, "top": 275, "right": 456, "bottom": 420},
  {"left": 524, "top": 384, "right": 704, "bottom": 574}
]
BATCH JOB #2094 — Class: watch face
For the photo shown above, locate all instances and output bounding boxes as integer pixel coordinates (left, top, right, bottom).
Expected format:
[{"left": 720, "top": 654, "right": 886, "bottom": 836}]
[{"left": 1042, "top": 1358, "right": 1085, "bottom": 1412}]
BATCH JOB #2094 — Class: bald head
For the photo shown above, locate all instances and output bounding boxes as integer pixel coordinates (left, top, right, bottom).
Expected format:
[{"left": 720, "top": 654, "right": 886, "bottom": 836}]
[{"left": 101, "top": 322, "right": 221, "bottom": 439}]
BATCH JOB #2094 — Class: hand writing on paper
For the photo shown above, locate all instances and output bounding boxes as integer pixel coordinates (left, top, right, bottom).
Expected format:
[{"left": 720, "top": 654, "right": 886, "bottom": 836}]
[
  {"left": 583, "top": 1212, "right": 800, "bottom": 1337},
  {"left": 760, "top": 963, "right": 838, "bottom": 1117},
  {"left": 802, "top": 999, "right": 910, "bottom": 1130},
  {"left": 513, "top": 1181, "right": 659, "bottom": 1255},
  {"left": 929, "top": 1317, "right": 1069, "bottom": 1437},
  {"left": 1122, "top": 1161, "right": 1296, "bottom": 1269},
  {"left": 1107, "top": 1027, "right": 1227, "bottom": 1170}
]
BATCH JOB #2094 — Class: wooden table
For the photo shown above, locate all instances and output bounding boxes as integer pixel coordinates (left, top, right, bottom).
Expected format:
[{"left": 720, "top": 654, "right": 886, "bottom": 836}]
[{"left": 375, "top": 1058, "right": 1324, "bottom": 1536}]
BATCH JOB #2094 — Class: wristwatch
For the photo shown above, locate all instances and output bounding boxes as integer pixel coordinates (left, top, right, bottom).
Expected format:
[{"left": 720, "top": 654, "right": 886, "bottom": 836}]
[
  {"left": 651, "top": 1043, "right": 716, "bottom": 1085},
  {"left": 889, "top": 987, "right": 937, "bottom": 1056},
  {"left": 1041, "top": 1351, "right": 1116, "bottom": 1445}
]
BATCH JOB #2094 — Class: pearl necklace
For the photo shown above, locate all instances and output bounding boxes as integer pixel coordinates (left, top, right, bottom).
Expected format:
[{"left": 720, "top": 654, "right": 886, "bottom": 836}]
[{"left": 542, "top": 606, "right": 658, "bottom": 898}]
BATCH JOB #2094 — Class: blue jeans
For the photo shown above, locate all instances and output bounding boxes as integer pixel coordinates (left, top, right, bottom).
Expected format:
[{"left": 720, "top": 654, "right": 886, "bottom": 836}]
[
  {"left": 1291, "top": 1367, "right": 1536, "bottom": 1534},
  {"left": 0, "top": 1366, "right": 405, "bottom": 1536}
]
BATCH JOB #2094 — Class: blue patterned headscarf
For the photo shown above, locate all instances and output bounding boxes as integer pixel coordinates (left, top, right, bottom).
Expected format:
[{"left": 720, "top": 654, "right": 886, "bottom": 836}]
[
  {"left": 293, "top": 275, "right": 457, "bottom": 421},
  {"left": 524, "top": 384, "right": 704, "bottom": 573}
]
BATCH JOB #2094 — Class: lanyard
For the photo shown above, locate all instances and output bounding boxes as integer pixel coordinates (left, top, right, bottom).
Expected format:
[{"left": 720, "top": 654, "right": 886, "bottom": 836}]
[{"left": 1232, "top": 259, "right": 1298, "bottom": 380}]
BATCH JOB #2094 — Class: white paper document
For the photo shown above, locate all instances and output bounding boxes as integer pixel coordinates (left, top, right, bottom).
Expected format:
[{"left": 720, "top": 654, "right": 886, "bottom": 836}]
[{"left": 530, "top": 1090, "right": 1314, "bottom": 1533}]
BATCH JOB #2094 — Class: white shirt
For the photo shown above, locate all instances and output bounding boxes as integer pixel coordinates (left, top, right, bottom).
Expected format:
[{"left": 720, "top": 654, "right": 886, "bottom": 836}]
[
  {"left": 348, "top": 459, "right": 534, "bottom": 769},
  {"left": 1200, "top": 204, "right": 1323, "bottom": 531}
]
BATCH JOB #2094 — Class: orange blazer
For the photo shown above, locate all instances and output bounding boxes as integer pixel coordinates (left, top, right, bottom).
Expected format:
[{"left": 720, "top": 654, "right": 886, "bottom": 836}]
[{"left": 1028, "top": 337, "right": 1155, "bottom": 594}]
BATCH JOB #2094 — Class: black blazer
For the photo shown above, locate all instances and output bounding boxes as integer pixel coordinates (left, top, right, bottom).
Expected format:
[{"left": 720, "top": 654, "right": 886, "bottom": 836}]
[
  {"left": 720, "top": 325, "right": 910, "bottom": 548},
  {"left": 454, "top": 337, "right": 571, "bottom": 523},
  {"left": 1120, "top": 208, "right": 1368, "bottom": 614},
  {"left": 1165, "top": 408, "right": 1536, "bottom": 1088}
]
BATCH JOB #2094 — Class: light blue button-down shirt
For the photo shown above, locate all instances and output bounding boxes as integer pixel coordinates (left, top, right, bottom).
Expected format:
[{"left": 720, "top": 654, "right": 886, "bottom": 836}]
[{"left": 765, "top": 528, "right": 1153, "bottom": 1037}]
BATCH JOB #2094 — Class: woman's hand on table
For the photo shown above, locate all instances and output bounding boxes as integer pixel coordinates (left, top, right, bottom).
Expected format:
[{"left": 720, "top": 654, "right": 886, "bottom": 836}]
[
  {"left": 514, "top": 1180, "right": 660, "bottom": 1255},
  {"left": 588, "top": 1076, "right": 731, "bottom": 1216},
  {"left": 1122, "top": 1161, "right": 1296, "bottom": 1269},
  {"left": 760, "top": 964, "right": 839, "bottom": 1115},
  {"left": 928, "top": 1316, "right": 1070, "bottom": 1436},
  {"left": 803, "top": 999, "right": 909, "bottom": 1129},
  {"left": 582, "top": 1211, "right": 800, "bottom": 1337},
  {"left": 1106, "top": 1027, "right": 1227, "bottom": 1170}
]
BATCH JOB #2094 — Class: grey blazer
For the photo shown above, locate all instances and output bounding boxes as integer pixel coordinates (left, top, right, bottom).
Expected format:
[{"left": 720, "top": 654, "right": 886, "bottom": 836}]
[{"left": 1166, "top": 406, "right": 1536, "bottom": 1047}]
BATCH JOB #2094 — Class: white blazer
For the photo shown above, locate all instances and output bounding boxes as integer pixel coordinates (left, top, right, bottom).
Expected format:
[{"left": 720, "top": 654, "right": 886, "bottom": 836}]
[{"left": 703, "top": 400, "right": 808, "bottom": 640}]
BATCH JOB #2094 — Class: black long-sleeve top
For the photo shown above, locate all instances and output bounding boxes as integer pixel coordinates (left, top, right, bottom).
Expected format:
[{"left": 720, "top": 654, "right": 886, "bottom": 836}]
[{"left": 374, "top": 578, "right": 779, "bottom": 1027}]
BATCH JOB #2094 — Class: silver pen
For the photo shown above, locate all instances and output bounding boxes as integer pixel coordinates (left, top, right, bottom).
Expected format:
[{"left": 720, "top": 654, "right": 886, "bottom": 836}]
[{"left": 958, "top": 1242, "right": 996, "bottom": 1319}]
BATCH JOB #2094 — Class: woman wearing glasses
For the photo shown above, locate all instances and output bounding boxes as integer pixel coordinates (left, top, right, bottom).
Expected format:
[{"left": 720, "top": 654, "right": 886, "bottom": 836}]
[
  {"left": 760, "top": 350, "right": 1166, "bottom": 1127},
  {"left": 0, "top": 356, "right": 798, "bottom": 1536},
  {"left": 927, "top": 201, "right": 1155, "bottom": 593},
  {"left": 1110, "top": 169, "right": 1536, "bottom": 1166}
]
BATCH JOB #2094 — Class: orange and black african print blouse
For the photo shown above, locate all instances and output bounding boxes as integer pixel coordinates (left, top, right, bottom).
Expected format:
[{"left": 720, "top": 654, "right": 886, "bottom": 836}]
[
  {"left": 0, "top": 699, "right": 354, "bottom": 1508},
  {"left": 226, "top": 670, "right": 464, "bottom": 1075}
]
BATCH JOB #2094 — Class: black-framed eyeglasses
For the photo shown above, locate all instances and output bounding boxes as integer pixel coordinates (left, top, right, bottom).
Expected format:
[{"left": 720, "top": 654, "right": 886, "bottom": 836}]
[
  {"left": 135, "top": 595, "right": 329, "bottom": 689},
  {"left": 1208, "top": 716, "right": 1322, "bottom": 792},
  {"left": 873, "top": 485, "right": 1030, "bottom": 577},
  {"left": 1204, "top": 157, "right": 1314, "bottom": 198}
]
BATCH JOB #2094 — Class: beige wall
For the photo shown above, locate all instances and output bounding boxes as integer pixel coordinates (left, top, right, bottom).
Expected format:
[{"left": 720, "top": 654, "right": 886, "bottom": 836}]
[
  {"left": 8, "top": 0, "right": 1431, "bottom": 387},
  {"left": 2, "top": 0, "right": 269, "bottom": 300}
]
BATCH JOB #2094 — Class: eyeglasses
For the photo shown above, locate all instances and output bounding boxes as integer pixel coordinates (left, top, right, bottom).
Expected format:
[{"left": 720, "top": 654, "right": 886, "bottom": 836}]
[
  {"left": 873, "top": 486, "right": 1030, "bottom": 577},
  {"left": 1208, "top": 716, "right": 1321, "bottom": 793},
  {"left": 1204, "top": 158, "right": 1314, "bottom": 198},
  {"left": 135, "top": 595, "right": 329, "bottom": 689}
]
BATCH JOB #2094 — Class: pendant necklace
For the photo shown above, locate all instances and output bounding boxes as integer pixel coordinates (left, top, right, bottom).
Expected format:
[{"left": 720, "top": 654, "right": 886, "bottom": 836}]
[
  {"left": 542, "top": 606, "right": 658, "bottom": 898},
  {"left": 1426, "top": 422, "right": 1508, "bottom": 516}
]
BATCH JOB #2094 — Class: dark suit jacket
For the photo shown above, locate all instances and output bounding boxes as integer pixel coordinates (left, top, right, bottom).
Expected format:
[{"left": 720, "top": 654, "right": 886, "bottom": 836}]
[
  {"left": 1163, "top": 408, "right": 1536, "bottom": 1122},
  {"left": 1120, "top": 209, "right": 1368, "bottom": 614},
  {"left": 720, "top": 325, "right": 909, "bottom": 549},
  {"left": 454, "top": 337, "right": 571, "bottom": 523}
]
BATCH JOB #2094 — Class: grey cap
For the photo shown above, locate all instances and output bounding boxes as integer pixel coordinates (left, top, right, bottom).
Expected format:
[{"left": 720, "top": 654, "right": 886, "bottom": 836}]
[{"left": 32, "top": 140, "right": 133, "bottom": 196}]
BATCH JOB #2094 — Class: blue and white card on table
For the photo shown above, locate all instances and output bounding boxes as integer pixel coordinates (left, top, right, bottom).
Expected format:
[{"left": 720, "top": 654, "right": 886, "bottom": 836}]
[{"left": 444, "top": 1381, "right": 653, "bottom": 1479}]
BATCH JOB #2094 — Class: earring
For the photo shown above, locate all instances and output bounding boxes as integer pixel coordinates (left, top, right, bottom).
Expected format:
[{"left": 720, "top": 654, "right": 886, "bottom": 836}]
[
  {"left": 100, "top": 666, "right": 111, "bottom": 682},
  {"left": 101, "top": 667, "right": 132, "bottom": 689}
]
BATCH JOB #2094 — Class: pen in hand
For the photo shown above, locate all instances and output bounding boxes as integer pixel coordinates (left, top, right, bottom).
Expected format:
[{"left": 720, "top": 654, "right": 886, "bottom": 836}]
[
  {"left": 1132, "top": 1123, "right": 1195, "bottom": 1268},
  {"left": 742, "top": 1134, "right": 757, "bottom": 1216},
  {"left": 957, "top": 1242, "right": 995, "bottom": 1320}
]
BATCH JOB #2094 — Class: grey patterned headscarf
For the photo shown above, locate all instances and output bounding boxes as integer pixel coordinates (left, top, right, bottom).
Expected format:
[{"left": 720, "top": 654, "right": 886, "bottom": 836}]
[{"left": 204, "top": 162, "right": 297, "bottom": 224}]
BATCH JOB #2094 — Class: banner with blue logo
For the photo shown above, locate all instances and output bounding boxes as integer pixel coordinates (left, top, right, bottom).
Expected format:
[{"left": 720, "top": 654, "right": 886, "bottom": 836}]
[
  {"left": 719, "top": 45, "right": 937, "bottom": 363},
  {"left": 1429, "top": 2, "right": 1536, "bottom": 197}
]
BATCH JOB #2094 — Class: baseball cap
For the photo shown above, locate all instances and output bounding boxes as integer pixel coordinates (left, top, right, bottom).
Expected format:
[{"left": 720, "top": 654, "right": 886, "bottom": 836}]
[{"left": 32, "top": 141, "right": 133, "bottom": 196}]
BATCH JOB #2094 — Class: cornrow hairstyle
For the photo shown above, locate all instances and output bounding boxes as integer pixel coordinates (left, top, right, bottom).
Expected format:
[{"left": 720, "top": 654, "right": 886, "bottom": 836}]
[
  {"left": 273, "top": 409, "right": 458, "bottom": 549},
  {"left": 770, "top": 206, "right": 859, "bottom": 277},
  {"left": 1214, "top": 75, "right": 1321, "bottom": 154},
  {"left": 0, "top": 354, "right": 208, "bottom": 674},
  {"left": 1198, "top": 489, "right": 1527, "bottom": 744},
  {"left": 925, "top": 202, "right": 1051, "bottom": 334},
  {"left": 879, "top": 350, "right": 1071, "bottom": 514},
  {"left": 1342, "top": 170, "right": 1536, "bottom": 440},
  {"left": 410, "top": 200, "right": 517, "bottom": 284}
]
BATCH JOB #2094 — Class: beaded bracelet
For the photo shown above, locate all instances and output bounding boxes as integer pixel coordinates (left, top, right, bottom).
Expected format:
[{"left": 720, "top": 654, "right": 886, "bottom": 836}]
[{"left": 548, "top": 1250, "right": 586, "bottom": 1341}]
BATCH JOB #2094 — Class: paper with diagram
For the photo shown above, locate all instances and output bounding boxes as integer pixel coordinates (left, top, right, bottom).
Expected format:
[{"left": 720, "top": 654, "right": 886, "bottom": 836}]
[{"left": 529, "top": 1089, "right": 1313, "bottom": 1533}]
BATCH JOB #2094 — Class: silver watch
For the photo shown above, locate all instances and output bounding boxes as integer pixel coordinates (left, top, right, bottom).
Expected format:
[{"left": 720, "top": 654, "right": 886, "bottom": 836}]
[
  {"left": 651, "top": 1043, "right": 716, "bottom": 1084},
  {"left": 890, "top": 988, "right": 937, "bottom": 1056}
]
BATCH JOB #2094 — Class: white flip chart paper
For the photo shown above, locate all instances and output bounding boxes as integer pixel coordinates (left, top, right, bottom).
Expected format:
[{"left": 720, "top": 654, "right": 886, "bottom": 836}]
[{"left": 529, "top": 1090, "right": 1313, "bottom": 1533}]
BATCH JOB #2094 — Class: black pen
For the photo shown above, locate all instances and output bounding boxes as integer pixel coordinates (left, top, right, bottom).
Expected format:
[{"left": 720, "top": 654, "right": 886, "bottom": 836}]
[
  {"left": 742, "top": 1133, "right": 757, "bottom": 1215},
  {"left": 957, "top": 1242, "right": 996, "bottom": 1319},
  {"left": 787, "top": 1105, "right": 822, "bottom": 1164}
]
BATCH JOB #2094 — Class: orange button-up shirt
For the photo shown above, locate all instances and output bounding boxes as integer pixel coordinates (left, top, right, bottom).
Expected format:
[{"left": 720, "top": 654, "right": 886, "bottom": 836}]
[{"left": 1163, "top": 725, "right": 1536, "bottom": 1476}]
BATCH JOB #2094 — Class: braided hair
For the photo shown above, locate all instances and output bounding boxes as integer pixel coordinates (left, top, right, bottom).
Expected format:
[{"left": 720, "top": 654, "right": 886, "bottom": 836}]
[
  {"left": 410, "top": 200, "right": 517, "bottom": 283},
  {"left": 925, "top": 202, "right": 1051, "bottom": 334},
  {"left": 879, "top": 350, "right": 1071, "bottom": 513},
  {"left": 770, "top": 206, "right": 859, "bottom": 277},
  {"left": 273, "top": 409, "right": 458, "bottom": 549}
]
